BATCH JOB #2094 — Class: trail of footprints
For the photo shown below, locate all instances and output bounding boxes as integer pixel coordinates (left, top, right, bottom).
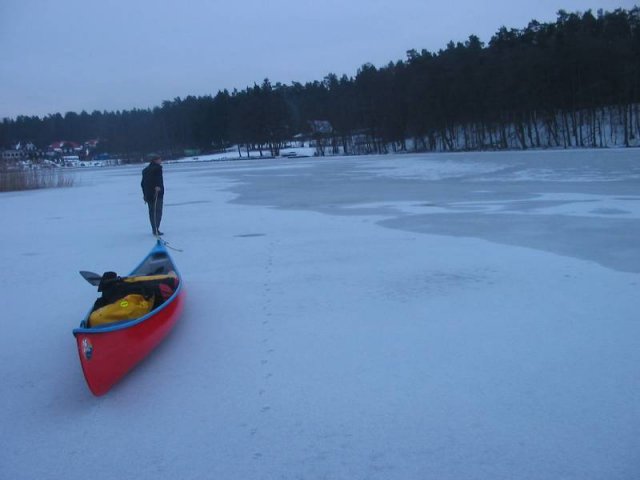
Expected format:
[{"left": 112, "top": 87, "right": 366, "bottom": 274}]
[{"left": 250, "top": 241, "right": 277, "bottom": 460}]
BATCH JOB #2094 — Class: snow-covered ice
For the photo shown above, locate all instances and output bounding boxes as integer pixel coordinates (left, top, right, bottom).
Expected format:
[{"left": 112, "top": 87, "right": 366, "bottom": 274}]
[{"left": 1, "top": 149, "right": 638, "bottom": 479}]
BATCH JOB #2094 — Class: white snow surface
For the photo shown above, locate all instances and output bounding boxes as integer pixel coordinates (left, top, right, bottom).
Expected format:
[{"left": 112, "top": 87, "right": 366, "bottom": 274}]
[{"left": 1, "top": 150, "right": 639, "bottom": 479}]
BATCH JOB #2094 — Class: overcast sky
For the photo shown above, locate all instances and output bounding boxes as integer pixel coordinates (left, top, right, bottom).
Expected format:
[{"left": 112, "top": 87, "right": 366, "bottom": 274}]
[{"left": 0, "top": 0, "right": 635, "bottom": 119}]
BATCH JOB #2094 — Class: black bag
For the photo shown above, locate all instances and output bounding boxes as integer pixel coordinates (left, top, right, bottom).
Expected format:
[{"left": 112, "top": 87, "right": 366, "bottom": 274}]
[{"left": 93, "top": 271, "right": 177, "bottom": 311}]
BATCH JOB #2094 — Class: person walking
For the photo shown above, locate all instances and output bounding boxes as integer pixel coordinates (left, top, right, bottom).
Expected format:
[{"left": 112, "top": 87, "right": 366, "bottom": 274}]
[{"left": 141, "top": 154, "right": 164, "bottom": 236}]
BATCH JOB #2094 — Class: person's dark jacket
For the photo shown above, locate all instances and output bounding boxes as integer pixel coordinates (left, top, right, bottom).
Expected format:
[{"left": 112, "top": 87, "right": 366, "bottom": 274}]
[{"left": 141, "top": 161, "right": 164, "bottom": 202}]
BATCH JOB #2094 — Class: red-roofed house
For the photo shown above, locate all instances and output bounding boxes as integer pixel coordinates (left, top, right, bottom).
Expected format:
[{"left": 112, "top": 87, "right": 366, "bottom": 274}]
[{"left": 49, "top": 141, "right": 82, "bottom": 154}]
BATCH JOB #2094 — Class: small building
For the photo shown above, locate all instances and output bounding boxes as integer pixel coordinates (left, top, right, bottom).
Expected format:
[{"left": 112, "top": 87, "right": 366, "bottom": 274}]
[
  {"left": 15, "top": 141, "right": 37, "bottom": 152},
  {"left": 308, "top": 120, "right": 333, "bottom": 135},
  {"left": 2, "top": 149, "right": 22, "bottom": 161},
  {"left": 49, "top": 141, "right": 82, "bottom": 155},
  {"left": 308, "top": 120, "right": 334, "bottom": 156}
]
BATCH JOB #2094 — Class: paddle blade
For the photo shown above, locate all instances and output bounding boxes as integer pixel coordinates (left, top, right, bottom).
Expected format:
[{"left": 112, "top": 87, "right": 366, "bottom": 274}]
[{"left": 79, "top": 271, "right": 102, "bottom": 286}]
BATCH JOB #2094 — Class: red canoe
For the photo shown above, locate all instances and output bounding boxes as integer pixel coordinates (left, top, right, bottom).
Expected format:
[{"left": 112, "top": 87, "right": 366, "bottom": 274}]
[{"left": 73, "top": 241, "right": 184, "bottom": 396}]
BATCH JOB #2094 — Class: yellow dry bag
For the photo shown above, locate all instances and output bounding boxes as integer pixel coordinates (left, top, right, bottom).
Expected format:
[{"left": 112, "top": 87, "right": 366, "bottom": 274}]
[{"left": 89, "top": 294, "right": 154, "bottom": 327}]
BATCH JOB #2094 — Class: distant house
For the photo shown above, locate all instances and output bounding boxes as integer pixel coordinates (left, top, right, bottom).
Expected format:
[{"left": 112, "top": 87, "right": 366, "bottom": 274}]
[
  {"left": 292, "top": 133, "right": 308, "bottom": 147},
  {"left": 15, "top": 141, "right": 37, "bottom": 152},
  {"left": 308, "top": 120, "right": 333, "bottom": 135},
  {"left": 2, "top": 141, "right": 40, "bottom": 162},
  {"left": 81, "top": 139, "right": 101, "bottom": 159},
  {"left": 49, "top": 141, "right": 82, "bottom": 155},
  {"left": 308, "top": 120, "right": 334, "bottom": 156},
  {"left": 2, "top": 149, "right": 22, "bottom": 161},
  {"left": 184, "top": 148, "right": 201, "bottom": 157}
]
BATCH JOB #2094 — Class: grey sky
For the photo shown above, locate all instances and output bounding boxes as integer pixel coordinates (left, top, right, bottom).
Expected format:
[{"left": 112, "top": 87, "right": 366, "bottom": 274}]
[{"left": 0, "top": 0, "right": 635, "bottom": 119}]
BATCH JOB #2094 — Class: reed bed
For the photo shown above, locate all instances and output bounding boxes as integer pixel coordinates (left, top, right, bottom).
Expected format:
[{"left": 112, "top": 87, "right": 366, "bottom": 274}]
[{"left": 0, "top": 167, "right": 75, "bottom": 192}]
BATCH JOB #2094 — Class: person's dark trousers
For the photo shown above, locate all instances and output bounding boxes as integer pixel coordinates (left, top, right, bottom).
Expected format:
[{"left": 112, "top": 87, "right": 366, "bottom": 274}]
[{"left": 147, "top": 197, "right": 163, "bottom": 234}]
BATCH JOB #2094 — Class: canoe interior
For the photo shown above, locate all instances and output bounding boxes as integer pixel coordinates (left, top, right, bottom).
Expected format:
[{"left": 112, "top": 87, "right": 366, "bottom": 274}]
[
  {"left": 75, "top": 243, "right": 181, "bottom": 331},
  {"left": 132, "top": 247, "right": 175, "bottom": 276}
]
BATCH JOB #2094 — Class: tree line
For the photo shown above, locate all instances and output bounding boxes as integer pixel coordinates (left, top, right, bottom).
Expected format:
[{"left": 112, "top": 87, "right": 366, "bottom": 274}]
[{"left": 1, "top": 7, "right": 639, "bottom": 159}]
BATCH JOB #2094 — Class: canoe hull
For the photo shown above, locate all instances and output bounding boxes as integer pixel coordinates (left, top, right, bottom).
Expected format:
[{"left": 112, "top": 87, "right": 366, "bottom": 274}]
[
  {"left": 74, "top": 291, "right": 184, "bottom": 395},
  {"left": 73, "top": 241, "right": 184, "bottom": 396}
]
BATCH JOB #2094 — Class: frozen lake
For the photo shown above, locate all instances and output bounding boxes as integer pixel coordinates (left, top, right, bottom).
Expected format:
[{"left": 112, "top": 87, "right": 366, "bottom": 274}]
[
  {"left": 1, "top": 149, "right": 639, "bottom": 479},
  {"left": 223, "top": 149, "right": 640, "bottom": 273}
]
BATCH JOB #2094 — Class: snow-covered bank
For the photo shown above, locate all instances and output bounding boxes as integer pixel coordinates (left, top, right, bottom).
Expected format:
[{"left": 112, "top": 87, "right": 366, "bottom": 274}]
[{"left": 1, "top": 150, "right": 638, "bottom": 479}]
